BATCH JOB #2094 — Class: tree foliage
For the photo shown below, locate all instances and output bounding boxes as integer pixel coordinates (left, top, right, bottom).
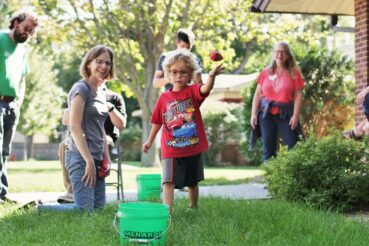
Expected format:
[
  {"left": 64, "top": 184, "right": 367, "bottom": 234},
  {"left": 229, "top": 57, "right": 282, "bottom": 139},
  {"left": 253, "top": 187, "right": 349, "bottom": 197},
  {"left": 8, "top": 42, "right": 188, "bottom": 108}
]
[
  {"left": 19, "top": 49, "right": 66, "bottom": 138},
  {"left": 295, "top": 46, "right": 355, "bottom": 137},
  {"left": 201, "top": 101, "right": 240, "bottom": 166}
]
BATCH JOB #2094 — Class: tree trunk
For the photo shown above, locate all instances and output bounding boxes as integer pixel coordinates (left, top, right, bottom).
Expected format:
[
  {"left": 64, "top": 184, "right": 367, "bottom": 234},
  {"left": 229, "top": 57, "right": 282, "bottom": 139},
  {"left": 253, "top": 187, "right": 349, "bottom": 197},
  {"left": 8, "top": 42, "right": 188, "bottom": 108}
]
[
  {"left": 233, "top": 41, "right": 253, "bottom": 75},
  {"left": 139, "top": 56, "right": 161, "bottom": 167},
  {"left": 141, "top": 119, "right": 160, "bottom": 167},
  {"left": 26, "top": 135, "right": 33, "bottom": 159}
]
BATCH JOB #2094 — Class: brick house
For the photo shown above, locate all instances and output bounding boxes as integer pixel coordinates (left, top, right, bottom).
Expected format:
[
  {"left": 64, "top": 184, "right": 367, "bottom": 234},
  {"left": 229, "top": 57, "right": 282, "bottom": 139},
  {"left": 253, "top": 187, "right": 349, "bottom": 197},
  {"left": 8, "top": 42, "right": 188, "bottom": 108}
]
[{"left": 251, "top": 0, "right": 369, "bottom": 123}]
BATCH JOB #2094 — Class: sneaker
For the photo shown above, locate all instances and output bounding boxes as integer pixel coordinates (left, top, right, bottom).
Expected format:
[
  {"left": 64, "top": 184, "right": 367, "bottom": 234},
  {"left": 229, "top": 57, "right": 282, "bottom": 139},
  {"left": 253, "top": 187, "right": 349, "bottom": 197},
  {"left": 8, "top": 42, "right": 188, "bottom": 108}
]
[
  {"left": 18, "top": 199, "right": 43, "bottom": 210},
  {"left": 57, "top": 193, "right": 74, "bottom": 204},
  {"left": 0, "top": 196, "right": 18, "bottom": 205},
  {"left": 110, "top": 147, "right": 119, "bottom": 160}
]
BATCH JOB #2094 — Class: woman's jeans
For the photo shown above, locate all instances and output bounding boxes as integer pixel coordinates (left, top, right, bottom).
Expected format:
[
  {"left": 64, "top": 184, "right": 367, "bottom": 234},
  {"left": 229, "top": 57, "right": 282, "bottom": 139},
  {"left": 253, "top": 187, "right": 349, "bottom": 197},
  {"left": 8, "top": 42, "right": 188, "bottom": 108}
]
[
  {"left": 258, "top": 112, "right": 298, "bottom": 161},
  {"left": 65, "top": 150, "right": 106, "bottom": 211},
  {"left": 38, "top": 150, "right": 106, "bottom": 212}
]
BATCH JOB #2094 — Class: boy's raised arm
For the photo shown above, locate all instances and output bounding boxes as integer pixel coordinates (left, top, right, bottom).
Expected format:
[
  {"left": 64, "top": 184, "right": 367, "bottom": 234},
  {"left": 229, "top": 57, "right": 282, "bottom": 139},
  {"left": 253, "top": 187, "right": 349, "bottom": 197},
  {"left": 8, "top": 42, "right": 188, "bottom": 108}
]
[{"left": 200, "top": 64, "right": 224, "bottom": 94}]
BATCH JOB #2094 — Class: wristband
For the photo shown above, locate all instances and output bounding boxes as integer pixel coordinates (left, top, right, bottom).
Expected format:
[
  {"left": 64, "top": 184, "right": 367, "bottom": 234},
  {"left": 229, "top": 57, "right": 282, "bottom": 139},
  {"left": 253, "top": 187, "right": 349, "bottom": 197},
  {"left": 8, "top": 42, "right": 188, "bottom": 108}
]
[{"left": 109, "top": 105, "right": 115, "bottom": 112}]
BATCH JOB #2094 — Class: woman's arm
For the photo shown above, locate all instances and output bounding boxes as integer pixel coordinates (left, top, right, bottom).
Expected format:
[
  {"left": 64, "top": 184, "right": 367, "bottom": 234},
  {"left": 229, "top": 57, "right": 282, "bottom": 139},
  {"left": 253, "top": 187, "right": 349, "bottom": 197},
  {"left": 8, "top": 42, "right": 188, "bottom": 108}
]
[
  {"left": 107, "top": 102, "right": 126, "bottom": 129},
  {"left": 153, "top": 70, "right": 169, "bottom": 88},
  {"left": 142, "top": 124, "right": 161, "bottom": 153},
  {"left": 290, "top": 89, "right": 303, "bottom": 130},
  {"left": 103, "top": 133, "right": 111, "bottom": 163},
  {"left": 62, "top": 108, "right": 69, "bottom": 126},
  {"left": 69, "top": 95, "right": 96, "bottom": 187},
  {"left": 250, "top": 85, "right": 262, "bottom": 129}
]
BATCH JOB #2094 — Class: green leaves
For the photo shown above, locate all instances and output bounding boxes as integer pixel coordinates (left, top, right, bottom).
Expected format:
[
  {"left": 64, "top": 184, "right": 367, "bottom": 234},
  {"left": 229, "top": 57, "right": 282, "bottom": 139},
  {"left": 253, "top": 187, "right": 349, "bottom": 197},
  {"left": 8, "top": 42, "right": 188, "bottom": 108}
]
[
  {"left": 264, "top": 133, "right": 369, "bottom": 212},
  {"left": 19, "top": 49, "right": 66, "bottom": 137}
]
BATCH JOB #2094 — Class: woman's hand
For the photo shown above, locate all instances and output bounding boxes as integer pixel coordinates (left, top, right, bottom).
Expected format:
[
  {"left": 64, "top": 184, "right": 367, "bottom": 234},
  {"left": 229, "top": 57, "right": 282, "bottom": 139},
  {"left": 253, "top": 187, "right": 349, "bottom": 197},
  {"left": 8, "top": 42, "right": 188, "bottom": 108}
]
[
  {"left": 250, "top": 113, "right": 258, "bottom": 129},
  {"left": 82, "top": 160, "right": 96, "bottom": 187},
  {"left": 142, "top": 140, "right": 152, "bottom": 153},
  {"left": 357, "top": 87, "right": 369, "bottom": 105},
  {"left": 289, "top": 114, "right": 299, "bottom": 130}
]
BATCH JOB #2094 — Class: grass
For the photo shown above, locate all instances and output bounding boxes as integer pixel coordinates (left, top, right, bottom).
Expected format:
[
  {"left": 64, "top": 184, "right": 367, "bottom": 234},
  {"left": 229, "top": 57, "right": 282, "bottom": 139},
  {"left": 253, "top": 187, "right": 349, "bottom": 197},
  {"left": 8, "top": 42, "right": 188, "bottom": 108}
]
[
  {"left": 6, "top": 160, "right": 264, "bottom": 192},
  {"left": 1, "top": 198, "right": 369, "bottom": 245}
]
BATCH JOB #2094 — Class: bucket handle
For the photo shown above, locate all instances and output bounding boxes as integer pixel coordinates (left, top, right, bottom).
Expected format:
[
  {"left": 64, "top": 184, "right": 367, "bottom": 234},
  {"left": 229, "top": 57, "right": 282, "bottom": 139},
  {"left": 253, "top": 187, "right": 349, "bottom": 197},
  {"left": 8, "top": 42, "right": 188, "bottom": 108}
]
[{"left": 113, "top": 213, "right": 172, "bottom": 244}]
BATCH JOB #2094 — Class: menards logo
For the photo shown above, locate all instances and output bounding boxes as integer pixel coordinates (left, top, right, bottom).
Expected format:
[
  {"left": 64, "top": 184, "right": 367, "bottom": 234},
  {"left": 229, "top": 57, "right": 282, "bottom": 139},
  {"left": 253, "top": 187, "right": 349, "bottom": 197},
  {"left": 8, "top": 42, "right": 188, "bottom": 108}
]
[{"left": 124, "top": 231, "right": 162, "bottom": 239}]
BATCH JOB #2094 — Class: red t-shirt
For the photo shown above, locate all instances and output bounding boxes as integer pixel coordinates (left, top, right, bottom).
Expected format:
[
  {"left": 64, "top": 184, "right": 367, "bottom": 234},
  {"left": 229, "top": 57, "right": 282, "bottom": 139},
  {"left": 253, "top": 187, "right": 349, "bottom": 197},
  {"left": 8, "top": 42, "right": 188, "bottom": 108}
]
[
  {"left": 256, "top": 68, "right": 304, "bottom": 114},
  {"left": 151, "top": 84, "right": 209, "bottom": 159}
]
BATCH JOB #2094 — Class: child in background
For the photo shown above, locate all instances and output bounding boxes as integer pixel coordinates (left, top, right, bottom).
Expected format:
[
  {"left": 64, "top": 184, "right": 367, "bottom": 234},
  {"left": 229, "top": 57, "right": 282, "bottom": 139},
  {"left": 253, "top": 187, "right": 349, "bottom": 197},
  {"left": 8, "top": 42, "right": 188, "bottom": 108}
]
[{"left": 143, "top": 49, "right": 224, "bottom": 212}]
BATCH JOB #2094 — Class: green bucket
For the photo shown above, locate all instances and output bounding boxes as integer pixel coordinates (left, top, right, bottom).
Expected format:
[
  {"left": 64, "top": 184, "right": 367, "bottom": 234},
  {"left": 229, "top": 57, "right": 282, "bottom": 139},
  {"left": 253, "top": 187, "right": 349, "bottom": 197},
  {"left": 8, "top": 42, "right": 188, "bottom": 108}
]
[
  {"left": 136, "top": 174, "right": 161, "bottom": 201},
  {"left": 115, "top": 202, "right": 170, "bottom": 245}
]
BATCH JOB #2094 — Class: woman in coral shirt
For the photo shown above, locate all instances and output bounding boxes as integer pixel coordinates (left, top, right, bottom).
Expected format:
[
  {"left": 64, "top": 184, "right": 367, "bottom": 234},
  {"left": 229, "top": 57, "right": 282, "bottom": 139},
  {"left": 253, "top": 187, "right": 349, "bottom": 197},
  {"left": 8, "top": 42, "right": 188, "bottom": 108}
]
[{"left": 250, "top": 42, "right": 304, "bottom": 161}]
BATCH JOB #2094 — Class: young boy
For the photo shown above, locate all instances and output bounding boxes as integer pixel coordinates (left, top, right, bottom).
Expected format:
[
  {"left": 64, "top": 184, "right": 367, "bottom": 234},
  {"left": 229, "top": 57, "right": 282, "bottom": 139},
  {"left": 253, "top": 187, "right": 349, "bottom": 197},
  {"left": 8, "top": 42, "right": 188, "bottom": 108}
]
[{"left": 143, "top": 49, "right": 224, "bottom": 212}]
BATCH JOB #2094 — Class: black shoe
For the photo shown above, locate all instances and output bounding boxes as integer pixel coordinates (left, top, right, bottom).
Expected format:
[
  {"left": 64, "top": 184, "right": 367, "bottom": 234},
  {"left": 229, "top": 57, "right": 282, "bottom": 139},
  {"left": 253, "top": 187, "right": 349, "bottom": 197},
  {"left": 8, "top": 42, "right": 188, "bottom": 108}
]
[
  {"left": 110, "top": 147, "right": 119, "bottom": 160},
  {"left": 0, "top": 196, "right": 18, "bottom": 205},
  {"left": 18, "top": 200, "right": 43, "bottom": 210}
]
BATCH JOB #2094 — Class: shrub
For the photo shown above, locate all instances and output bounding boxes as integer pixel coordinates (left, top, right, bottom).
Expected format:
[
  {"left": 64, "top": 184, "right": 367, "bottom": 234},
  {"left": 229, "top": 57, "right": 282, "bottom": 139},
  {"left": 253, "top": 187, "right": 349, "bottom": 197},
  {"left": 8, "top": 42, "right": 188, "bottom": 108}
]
[
  {"left": 295, "top": 46, "right": 355, "bottom": 137},
  {"left": 119, "top": 124, "right": 142, "bottom": 161},
  {"left": 239, "top": 82, "right": 263, "bottom": 166},
  {"left": 264, "top": 133, "right": 369, "bottom": 212},
  {"left": 201, "top": 100, "right": 241, "bottom": 166}
]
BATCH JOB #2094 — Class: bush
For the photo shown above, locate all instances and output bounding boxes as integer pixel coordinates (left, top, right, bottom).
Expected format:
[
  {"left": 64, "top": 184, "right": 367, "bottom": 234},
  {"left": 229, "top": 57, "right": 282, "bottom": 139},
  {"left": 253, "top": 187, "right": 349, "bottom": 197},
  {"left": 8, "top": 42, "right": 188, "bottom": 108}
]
[
  {"left": 239, "top": 82, "right": 263, "bottom": 166},
  {"left": 119, "top": 124, "right": 142, "bottom": 161},
  {"left": 264, "top": 133, "right": 369, "bottom": 212},
  {"left": 201, "top": 100, "right": 241, "bottom": 166},
  {"left": 295, "top": 46, "right": 355, "bottom": 137}
]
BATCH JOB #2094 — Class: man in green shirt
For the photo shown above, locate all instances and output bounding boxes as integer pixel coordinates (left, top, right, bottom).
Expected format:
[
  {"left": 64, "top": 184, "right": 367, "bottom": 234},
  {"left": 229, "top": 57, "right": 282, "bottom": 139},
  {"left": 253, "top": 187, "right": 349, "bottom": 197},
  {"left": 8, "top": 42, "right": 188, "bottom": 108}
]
[{"left": 0, "top": 10, "right": 38, "bottom": 204}]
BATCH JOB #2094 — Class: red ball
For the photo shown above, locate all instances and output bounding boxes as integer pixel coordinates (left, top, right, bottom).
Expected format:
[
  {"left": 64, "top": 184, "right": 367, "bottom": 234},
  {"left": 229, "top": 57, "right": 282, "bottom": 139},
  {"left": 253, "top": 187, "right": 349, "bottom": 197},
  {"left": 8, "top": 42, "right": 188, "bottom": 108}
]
[{"left": 210, "top": 50, "right": 223, "bottom": 61}]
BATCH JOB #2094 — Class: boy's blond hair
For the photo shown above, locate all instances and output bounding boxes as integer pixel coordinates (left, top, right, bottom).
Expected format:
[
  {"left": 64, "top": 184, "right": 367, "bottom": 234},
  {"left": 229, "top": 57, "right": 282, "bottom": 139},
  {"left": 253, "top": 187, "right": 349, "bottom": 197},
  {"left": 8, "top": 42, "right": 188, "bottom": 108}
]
[{"left": 162, "top": 49, "right": 200, "bottom": 83}]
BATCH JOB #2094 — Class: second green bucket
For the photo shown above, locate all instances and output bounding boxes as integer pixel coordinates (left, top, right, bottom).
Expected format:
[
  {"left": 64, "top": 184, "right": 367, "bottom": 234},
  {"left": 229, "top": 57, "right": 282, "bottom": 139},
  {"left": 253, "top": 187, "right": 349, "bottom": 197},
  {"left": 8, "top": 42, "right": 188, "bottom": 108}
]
[{"left": 136, "top": 174, "right": 161, "bottom": 201}]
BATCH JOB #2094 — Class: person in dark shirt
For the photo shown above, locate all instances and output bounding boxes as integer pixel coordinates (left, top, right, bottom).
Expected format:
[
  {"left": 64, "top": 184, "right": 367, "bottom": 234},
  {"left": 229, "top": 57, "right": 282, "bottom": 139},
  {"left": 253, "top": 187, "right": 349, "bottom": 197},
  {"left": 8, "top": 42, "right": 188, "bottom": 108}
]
[{"left": 153, "top": 28, "right": 202, "bottom": 90}]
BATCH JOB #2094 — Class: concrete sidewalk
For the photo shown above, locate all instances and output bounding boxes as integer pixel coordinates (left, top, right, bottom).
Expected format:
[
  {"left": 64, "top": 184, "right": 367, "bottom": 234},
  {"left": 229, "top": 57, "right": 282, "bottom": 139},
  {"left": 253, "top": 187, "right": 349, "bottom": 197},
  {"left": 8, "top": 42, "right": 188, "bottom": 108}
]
[{"left": 7, "top": 182, "right": 269, "bottom": 205}]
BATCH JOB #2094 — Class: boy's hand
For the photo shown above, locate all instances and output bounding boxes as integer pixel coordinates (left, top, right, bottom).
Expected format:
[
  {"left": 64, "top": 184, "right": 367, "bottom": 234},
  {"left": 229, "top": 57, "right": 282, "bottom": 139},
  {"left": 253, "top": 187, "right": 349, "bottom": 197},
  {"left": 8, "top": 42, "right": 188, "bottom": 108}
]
[
  {"left": 209, "top": 63, "right": 225, "bottom": 78},
  {"left": 142, "top": 141, "right": 152, "bottom": 153}
]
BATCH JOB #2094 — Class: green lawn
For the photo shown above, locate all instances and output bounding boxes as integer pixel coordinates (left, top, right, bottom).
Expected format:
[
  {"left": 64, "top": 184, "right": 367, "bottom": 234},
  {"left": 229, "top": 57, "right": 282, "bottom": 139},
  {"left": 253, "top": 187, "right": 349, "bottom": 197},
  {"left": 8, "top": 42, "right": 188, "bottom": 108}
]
[
  {"left": 1, "top": 198, "right": 368, "bottom": 245},
  {"left": 6, "top": 160, "right": 264, "bottom": 192}
]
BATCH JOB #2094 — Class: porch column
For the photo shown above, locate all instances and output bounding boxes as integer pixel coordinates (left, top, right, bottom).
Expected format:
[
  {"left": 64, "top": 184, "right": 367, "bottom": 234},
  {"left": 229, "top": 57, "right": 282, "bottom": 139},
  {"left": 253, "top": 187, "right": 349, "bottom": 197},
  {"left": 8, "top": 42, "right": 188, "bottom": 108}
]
[{"left": 355, "top": 0, "right": 369, "bottom": 123}]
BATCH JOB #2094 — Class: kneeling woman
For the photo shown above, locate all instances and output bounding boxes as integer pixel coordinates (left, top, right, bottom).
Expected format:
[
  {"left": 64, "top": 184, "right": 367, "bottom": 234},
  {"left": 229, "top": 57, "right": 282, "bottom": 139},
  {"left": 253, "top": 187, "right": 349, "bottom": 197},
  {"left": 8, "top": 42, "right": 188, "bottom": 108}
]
[{"left": 38, "top": 45, "right": 114, "bottom": 211}]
